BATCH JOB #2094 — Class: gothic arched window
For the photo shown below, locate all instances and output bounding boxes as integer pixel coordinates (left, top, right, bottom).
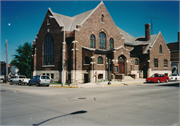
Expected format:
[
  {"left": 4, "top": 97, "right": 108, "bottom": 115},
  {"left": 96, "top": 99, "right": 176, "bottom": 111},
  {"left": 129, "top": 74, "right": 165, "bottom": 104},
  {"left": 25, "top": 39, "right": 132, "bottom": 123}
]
[
  {"left": 99, "top": 32, "right": 106, "bottom": 49},
  {"left": 90, "top": 34, "right": 95, "bottom": 48},
  {"left": 159, "top": 45, "right": 162, "bottom": 53},
  {"left": 44, "top": 34, "right": 54, "bottom": 65},
  {"left": 97, "top": 56, "right": 103, "bottom": 64},
  {"left": 109, "top": 38, "right": 114, "bottom": 50}
]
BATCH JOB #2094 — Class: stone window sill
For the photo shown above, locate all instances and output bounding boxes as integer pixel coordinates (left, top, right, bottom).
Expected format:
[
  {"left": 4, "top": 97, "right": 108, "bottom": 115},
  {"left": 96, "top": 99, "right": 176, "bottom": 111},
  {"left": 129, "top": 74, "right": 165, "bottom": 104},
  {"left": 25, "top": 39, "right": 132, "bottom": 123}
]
[
  {"left": 97, "top": 64, "right": 104, "bottom": 65},
  {"left": 42, "top": 65, "right": 55, "bottom": 67},
  {"left": 83, "top": 64, "right": 90, "bottom": 66}
]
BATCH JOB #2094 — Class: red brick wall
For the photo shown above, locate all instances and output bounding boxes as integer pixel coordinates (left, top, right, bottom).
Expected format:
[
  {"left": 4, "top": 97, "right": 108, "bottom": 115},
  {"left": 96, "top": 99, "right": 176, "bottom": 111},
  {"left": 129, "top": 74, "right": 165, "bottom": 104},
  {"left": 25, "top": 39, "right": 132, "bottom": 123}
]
[
  {"left": 35, "top": 10, "right": 63, "bottom": 71},
  {"left": 149, "top": 32, "right": 171, "bottom": 70},
  {"left": 74, "top": 3, "right": 124, "bottom": 70}
]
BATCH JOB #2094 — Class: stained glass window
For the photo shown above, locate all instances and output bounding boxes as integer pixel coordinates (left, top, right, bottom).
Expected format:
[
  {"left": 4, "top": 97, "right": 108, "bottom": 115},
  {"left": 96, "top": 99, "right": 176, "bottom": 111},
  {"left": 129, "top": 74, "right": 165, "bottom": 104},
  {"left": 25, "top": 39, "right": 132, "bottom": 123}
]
[
  {"left": 44, "top": 34, "right": 54, "bottom": 65},
  {"left": 90, "top": 34, "right": 95, "bottom": 48},
  {"left": 135, "top": 59, "right": 138, "bottom": 65},
  {"left": 164, "top": 59, "right": 168, "bottom": 67},
  {"left": 154, "top": 59, "right": 158, "bottom": 67},
  {"left": 99, "top": 32, "right": 106, "bottom": 49},
  {"left": 97, "top": 56, "right": 103, "bottom": 64},
  {"left": 109, "top": 38, "right": 114, "bottom": 50},
  {"left": 159, "top": 45, "right": 162, "bottom": 53}
]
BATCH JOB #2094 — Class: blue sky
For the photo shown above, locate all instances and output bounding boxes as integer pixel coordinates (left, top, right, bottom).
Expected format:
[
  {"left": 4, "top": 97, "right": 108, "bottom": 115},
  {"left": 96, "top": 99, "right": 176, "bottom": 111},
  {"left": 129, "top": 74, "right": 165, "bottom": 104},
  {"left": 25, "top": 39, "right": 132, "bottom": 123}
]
[{"left": 1, "top": 0, "right": 179, "bottom": 64}]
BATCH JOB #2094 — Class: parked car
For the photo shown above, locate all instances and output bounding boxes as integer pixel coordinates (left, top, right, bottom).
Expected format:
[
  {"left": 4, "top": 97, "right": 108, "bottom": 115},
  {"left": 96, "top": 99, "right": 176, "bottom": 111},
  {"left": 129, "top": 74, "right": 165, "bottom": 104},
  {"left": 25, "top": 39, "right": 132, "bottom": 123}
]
[
  {"left": 9, "top": 75, "right": 30, "bottom": 85},
  {"left": 169, "top": 74, "right": 180, "bottom": 81},
  {"left": 146, "top": 74, "right": 169, "bottom": 83},
  {"left": 28, "top": 75, "right": 51, "bottom": 86}
]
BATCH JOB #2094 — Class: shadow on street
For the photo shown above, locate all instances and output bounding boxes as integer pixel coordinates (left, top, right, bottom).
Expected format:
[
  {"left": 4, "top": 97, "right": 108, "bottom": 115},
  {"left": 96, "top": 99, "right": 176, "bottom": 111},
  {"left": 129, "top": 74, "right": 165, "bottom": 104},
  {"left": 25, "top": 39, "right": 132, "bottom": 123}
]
[{"left": 32, "top": 110, "right": 87, "bottom": 126}]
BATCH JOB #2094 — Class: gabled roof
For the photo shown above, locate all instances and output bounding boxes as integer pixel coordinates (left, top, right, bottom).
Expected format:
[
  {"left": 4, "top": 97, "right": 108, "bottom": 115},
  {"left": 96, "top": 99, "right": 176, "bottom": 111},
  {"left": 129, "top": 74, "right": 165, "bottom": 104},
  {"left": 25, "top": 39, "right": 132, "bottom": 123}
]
[
  {"left": 48, "top": 2, "right": 160, "bottom": 54},
  {"left": 48, "top": 1, "right": 104, "bottom": 32}
]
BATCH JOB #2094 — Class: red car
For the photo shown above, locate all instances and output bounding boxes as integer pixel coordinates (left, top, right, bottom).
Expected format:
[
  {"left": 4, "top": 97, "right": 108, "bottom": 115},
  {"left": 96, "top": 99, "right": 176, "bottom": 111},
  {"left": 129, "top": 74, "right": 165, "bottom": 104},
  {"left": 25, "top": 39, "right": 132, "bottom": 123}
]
[{"left": 146, "top": 74, "right": 169, "bottom": 83}]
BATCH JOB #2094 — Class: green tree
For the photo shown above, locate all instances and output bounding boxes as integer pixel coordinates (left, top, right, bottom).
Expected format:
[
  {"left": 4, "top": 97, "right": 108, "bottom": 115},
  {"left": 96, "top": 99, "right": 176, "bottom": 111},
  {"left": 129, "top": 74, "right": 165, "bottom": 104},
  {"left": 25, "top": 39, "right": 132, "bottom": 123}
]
[{"left": 11, "top": 42, "right": 32, "bottom": 78}]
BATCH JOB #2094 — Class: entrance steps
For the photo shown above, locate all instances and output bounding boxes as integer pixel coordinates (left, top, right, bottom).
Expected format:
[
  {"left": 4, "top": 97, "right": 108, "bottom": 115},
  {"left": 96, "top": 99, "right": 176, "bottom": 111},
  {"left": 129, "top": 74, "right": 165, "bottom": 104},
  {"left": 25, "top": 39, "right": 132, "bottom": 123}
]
[{"left": 124, "top": 76, "right": 135, "bottom": 81}]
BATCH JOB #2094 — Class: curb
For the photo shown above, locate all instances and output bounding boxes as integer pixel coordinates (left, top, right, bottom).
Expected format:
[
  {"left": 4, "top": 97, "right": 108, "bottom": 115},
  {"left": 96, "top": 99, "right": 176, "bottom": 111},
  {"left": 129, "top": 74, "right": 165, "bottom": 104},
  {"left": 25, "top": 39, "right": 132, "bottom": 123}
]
[
  {"left": 50, "top": 85, "right": 79, "bottom": 88},
  {"left": 50, "top": 82, "right": 144, "bottom": 88}
]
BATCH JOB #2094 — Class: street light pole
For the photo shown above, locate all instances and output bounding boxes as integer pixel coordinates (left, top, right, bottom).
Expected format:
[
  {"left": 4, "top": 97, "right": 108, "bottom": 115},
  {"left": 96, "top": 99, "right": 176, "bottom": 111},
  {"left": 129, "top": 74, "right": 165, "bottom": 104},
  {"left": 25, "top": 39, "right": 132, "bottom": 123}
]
[{"left": 5, "top": 39, "right": 8, "bottom": 83}]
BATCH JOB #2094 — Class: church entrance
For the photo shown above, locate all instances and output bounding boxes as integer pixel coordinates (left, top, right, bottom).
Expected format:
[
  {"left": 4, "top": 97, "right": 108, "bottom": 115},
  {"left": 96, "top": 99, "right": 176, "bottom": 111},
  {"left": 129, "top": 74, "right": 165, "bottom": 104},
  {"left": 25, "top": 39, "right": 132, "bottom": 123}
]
[{"left": 118, "top": 55, "right": 126, "bottom": 74}]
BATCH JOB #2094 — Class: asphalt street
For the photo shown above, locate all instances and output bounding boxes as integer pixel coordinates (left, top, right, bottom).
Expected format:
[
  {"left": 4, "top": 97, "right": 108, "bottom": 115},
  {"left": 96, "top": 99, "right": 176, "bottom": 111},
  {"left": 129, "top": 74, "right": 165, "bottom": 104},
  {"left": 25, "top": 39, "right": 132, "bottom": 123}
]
[{"left": 0, "top": 82, "right": 179, "bottom": 126}]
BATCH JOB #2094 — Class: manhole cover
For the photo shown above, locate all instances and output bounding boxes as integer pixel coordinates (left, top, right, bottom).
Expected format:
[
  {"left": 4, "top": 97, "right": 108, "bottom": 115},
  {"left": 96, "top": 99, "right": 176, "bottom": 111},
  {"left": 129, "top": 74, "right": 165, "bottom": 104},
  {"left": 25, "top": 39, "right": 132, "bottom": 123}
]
[{"left": 78, "top": 98, "right": 86, "bottom": 99}]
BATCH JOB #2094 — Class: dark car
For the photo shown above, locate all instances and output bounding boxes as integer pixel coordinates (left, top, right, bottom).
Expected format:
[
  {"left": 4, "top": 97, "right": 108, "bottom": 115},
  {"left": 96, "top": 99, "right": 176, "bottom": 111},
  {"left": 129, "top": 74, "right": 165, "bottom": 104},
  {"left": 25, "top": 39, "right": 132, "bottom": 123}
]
[
  {"left": 146, "top": 74, "right": 169, "bottom": 83},
  {"left": 28, "top": 75, "right": 51, "bottom": 86}
]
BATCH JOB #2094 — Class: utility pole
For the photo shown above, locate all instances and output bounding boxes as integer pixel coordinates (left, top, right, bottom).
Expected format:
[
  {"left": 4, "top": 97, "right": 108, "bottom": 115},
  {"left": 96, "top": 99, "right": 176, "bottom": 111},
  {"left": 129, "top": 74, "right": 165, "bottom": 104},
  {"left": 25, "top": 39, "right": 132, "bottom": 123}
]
[
  {"left": 5, "top": 39, "right": 8, "bottom": 83},
  {"left": 62, "top": 26, "right": 66, "bottom": 86},
  {"left": 148, "top": 17, "right": 157, "bottom": 35},
  {"left": 108, "top": 59, "right": 111, "bottom": 85}
]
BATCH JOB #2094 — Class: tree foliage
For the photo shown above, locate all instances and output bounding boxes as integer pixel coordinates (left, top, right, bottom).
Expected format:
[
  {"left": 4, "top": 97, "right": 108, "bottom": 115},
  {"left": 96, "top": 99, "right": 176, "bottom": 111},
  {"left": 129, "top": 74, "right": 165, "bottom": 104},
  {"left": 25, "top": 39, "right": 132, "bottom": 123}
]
[{"left": 11, "top": 42, "right": 32, "bottom": 78}]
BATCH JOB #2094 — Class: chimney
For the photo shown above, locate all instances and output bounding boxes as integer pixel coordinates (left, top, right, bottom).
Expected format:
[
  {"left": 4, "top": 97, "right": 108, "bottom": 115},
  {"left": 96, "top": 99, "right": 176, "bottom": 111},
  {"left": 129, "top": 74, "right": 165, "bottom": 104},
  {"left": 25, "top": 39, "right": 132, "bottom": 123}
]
[{"left": 145, "top": 23, "right": 151, "bottom": 41}]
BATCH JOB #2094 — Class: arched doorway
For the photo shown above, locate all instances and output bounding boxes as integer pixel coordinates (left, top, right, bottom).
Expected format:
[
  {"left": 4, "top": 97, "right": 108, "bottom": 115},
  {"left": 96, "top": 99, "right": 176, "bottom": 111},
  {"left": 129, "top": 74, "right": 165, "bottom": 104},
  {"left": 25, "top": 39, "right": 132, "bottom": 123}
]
[{"left": 118, "top": 55, "right": 126, "bottom": 74}]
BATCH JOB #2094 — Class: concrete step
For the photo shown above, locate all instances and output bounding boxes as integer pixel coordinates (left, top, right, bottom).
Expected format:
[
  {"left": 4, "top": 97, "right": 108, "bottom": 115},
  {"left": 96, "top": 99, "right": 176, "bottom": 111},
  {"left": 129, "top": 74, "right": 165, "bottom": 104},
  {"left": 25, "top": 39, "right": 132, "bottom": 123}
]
[{"left": 124, "top": 76, "right": 135, "bottom": 81}]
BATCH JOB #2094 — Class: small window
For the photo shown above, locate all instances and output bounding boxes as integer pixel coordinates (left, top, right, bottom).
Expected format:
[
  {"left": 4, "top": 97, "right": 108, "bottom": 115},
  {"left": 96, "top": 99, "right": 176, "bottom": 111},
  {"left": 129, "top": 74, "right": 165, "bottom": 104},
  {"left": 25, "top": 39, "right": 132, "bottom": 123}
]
[
  {"left": 154, "top": 59, "right": 158, "bottom": 67},
  {"left": 164, "top": 59, "right": 168, "bottom": 67},
  {"left": 90, "top": 34, "right": 95, "bottom": 48},
  {"left": 159, "top": 45, "right": 162, "bottom": 53},
  {"left": 47, "top": 16, "right": 50, "bottom": 25},
  {"left": 135, "top": 59, "right": 138, "bottom": 65},
  {"left": 85, "top": 56, "right": 90, "bottom": 64},
  {"left": 43, "top": 73, "right": 45, "bottom": 75},
  {"left": 115, "top": 66, "right": 118, "bottom": 73},
  {"left": 47, "top": 73, "right": 49, "bottom": 77},
  {"left": 51, "top": 74, "right": 54, "bottom": 79},
  {"left": 97, "top": 56, "right": 103, "bottom": 64},
  {"left": 109, "top": 38, "right": 114, "bottom": 50},
  {"left": 101, "top": 14, "right": 104, "bottom": 22}
]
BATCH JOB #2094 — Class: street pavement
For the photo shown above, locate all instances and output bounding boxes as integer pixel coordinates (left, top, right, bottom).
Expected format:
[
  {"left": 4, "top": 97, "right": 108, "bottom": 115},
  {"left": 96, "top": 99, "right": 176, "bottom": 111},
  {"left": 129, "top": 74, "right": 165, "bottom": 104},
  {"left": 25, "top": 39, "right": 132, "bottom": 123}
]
[{"left": 0, "top": 81, "right": 179, "bottom": 126}]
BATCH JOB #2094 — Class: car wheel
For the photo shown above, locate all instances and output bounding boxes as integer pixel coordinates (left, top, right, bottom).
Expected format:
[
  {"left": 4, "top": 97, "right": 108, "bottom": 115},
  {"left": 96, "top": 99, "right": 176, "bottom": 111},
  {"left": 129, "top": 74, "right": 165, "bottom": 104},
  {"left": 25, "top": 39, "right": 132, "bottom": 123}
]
[
  {"left": 10, "top": 81, "right": 13, "bottom": 85},
  {"left": 46, "top": 85, "right": 49, "bottom": 87},
  {"left": 157, "top": 79, "right": 160, "bottom": 83},
  {"left": 28, "top": 82, "right": 31, "bottom": 86},
  {"left": 18, "top": 81, "right": 22, "bottom": 85},
  {"left": 166, "top": 79, "right": 168, "bottom": 82},
  {"left": 36, "top": 83, "right": 39, "bottom": 87}
]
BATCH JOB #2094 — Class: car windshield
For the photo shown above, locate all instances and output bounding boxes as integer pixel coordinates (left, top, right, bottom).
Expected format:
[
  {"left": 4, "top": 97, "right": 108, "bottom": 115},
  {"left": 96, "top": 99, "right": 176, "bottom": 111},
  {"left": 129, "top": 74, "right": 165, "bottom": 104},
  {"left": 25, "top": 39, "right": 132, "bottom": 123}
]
[
  {"left": 170, "top": 74, "right": 177, "bottom": 76},
  {"left": 41, "top": 76, "right": 50, "bottom": 79},
  {"left": 151, "top": 74, "right": 159, "bottom": 77}
]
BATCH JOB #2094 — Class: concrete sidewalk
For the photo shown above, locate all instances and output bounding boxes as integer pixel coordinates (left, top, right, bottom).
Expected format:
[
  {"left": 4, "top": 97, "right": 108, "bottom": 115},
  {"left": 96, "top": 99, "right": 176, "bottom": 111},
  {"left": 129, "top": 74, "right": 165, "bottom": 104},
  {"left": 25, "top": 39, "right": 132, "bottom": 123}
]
[{"left": 50, "top": 78, "right": 146, "bottom": 88}]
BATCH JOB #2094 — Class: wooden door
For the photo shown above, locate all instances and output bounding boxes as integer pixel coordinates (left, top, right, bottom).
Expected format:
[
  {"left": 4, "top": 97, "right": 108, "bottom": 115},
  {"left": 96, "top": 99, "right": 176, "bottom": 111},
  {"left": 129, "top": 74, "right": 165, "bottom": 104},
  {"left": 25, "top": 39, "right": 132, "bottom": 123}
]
[{"left": 118, "top": 61, "right": 125, "bottom": 74}]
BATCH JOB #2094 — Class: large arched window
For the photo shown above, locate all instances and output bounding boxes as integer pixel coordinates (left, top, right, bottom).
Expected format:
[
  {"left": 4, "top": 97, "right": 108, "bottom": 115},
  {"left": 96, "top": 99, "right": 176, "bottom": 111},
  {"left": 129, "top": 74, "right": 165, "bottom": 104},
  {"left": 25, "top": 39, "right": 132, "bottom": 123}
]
[
  {"left": 109, "top": 38, "right": 114, "bottom": 50},
  {"left": 44, "top": 34, "right": 54, "bottom": 65},
  {"left": 99, "top": 32, "right": 106, "bottom": 49},
  {"left": 154, "top": 59, "right": 158, "bottom": 67},
  {"left": 164, "top": 59, "right": 168, "bottom": 67},
  {"left": 90, "top": 34, "right": 95, "bottom": 48},
  {"left": 97, "top": 56, "right": 103, "bottom": 64},
  {"left": 159, "top": 45, "right": 162, "bottom": 53}
]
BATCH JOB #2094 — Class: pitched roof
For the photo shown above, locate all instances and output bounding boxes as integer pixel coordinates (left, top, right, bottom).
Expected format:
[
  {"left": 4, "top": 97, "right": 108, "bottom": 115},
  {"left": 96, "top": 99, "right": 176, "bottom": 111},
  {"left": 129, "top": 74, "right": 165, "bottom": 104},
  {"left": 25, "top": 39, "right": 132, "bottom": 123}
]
[
  {"left": 48, "top": 1, "right": 104, "bottom": 32},
  {"left": 48, "top": 2, "right": 159, "bottom": 54}
]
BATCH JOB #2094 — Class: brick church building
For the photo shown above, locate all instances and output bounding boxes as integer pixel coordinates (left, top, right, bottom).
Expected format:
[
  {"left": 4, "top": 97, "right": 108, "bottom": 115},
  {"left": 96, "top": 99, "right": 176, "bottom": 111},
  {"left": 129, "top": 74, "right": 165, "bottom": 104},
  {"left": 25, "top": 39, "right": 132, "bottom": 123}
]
[{"left": 32, "top": 1, "right": 171, "bottom": 83}]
